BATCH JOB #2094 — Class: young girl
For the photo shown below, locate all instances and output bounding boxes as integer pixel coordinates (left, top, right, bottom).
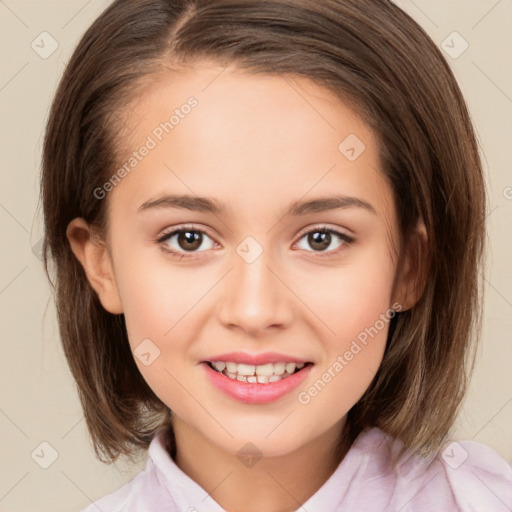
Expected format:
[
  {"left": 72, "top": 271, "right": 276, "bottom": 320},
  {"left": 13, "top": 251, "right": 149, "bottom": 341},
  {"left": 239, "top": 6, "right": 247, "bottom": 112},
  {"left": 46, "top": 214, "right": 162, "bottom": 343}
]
[{"left": 40, "top": 0, "right": 511, "bottom": 510}]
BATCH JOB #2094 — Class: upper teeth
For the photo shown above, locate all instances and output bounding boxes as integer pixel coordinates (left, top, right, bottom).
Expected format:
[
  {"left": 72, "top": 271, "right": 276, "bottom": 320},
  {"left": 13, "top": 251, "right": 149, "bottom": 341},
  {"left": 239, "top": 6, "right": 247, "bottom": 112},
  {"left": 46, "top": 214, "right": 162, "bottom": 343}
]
[{"left": 212, "top": 361, "right": 305, "bottom": 376}]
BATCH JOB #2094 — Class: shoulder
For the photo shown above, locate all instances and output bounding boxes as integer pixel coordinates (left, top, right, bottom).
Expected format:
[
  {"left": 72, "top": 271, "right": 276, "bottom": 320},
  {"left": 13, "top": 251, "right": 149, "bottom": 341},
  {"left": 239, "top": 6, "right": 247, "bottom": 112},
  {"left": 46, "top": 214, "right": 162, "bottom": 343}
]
[
  {"left": 79, "top": 466, "right": 154, "bottom": 512},
  {"left": 432, "top": 438, "right": 512, "bottom": 511},
  {"left": 352, "top": 428, "right": 512, "bottom": 511},
  {"left": 79, "top": 429, "right": 179, "bottom": 512},
  {"left": 392, "top": 433, "right": 511, "bottom": 510},
  {"left": 79, "top": 464, "right": 179, "bottom": 512}
]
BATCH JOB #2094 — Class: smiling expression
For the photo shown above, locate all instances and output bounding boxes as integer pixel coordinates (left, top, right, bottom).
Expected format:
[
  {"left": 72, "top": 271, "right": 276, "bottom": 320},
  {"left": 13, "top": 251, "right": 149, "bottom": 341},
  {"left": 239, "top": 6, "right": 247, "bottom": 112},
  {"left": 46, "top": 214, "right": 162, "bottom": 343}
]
[{"left": 79, "top": 61, "right": 409, "bottom": 457}]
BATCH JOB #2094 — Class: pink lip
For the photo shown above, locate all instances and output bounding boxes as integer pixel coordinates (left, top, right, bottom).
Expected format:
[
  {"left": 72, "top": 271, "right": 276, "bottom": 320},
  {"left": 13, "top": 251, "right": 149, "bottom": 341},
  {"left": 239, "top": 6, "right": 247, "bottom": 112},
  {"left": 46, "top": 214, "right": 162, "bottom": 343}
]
[
  {"left": 203, "top": 351, "right": 311, "bottom": 365},
  {"left": 201, "top": 362, "right": 314, "bottom": 404}
]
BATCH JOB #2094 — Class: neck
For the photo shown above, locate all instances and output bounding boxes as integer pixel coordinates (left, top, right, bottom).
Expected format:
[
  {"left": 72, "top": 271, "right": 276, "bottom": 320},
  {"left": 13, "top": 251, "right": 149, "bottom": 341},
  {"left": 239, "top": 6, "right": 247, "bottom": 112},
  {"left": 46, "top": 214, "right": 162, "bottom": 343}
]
[{"left": 169, "top": 416, "right": 350, "bottom": 512}]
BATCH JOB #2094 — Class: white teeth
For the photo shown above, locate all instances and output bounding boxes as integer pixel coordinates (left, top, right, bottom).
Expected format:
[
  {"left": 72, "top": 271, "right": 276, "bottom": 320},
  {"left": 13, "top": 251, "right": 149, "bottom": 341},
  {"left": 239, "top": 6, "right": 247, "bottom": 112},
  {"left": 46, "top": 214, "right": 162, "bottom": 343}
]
[
  {"left": 256, "top": 363, "right": 274, "bottom": 376},
  {"left": 273, "top": 363, "right": 286, "bottom": 375},
  {"left": 285, "top": 362, "right": 296, "bottom": 373},
  {"left": 237, "top": 363, "right": 256, "bottom": 376},
  {"left": 213, "top": 361, "right": 226, "bottom": 372},
  {"left": 226, "top": 362, "right": 238, "bottom": 373},
  {"left": 210, "top": 360, "right": 307, "bottom": 382}
]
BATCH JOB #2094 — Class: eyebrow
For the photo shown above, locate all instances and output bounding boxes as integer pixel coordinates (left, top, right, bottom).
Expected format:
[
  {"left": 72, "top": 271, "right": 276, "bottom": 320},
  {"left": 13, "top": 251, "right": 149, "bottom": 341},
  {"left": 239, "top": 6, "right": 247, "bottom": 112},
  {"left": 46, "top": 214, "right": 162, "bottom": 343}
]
[{"left": 137, "top": 194, "right": 377, "bottom": 216}]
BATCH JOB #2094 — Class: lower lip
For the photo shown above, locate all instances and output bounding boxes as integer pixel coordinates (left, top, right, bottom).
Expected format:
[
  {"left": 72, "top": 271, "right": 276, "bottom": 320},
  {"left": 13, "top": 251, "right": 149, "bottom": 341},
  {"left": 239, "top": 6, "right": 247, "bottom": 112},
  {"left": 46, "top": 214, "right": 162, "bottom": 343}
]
[{"left": 201, "top": 362, "right": 313, "bottom": 404}]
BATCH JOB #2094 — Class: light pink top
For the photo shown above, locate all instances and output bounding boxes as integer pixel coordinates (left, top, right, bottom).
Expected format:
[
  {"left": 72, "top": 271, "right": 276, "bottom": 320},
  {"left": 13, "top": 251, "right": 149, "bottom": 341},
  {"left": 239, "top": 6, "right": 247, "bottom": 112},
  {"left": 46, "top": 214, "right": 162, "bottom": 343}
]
[{"left": 81, "top": 426, "right": 512, "bottom": 511}]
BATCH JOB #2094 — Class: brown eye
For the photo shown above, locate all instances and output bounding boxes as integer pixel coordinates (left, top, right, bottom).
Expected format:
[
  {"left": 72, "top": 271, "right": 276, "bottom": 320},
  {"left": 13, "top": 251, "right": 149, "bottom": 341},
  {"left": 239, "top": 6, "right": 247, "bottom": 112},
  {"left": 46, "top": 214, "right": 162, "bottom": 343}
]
[
  {"left": 158, "top": 227, "right": 215, "bottom": 255},
  {"left": 176, "top": 230, "right": 202, "bottom": 251},
  {"left": 296, "top": 227, "right": 353, "bottom": 255},
  {"left": 307, "top": 231, "right": 332, "bottom": 252}
]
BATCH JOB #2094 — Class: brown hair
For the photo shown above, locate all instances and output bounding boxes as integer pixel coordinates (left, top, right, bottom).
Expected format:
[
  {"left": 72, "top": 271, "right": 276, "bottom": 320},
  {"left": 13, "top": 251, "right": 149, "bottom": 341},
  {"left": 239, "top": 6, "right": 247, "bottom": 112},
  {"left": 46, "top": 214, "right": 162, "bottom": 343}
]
[{"left": 40, "top": 0, "right": 486, "bottom": 463}]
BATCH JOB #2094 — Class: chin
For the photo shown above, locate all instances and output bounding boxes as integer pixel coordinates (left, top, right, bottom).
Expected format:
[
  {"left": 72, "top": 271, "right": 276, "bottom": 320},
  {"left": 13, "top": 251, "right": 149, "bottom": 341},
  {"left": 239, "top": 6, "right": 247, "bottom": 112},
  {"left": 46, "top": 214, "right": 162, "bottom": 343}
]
[{"left": 202, "top": 421, "right": 313, "bottom": 459}]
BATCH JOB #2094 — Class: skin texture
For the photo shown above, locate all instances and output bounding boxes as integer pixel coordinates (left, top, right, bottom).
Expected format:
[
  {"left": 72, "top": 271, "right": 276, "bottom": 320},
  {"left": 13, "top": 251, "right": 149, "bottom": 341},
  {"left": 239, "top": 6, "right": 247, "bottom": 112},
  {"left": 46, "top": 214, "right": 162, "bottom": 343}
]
[{"left": 67, "top": 62, "right": 425, "bottom": 512}]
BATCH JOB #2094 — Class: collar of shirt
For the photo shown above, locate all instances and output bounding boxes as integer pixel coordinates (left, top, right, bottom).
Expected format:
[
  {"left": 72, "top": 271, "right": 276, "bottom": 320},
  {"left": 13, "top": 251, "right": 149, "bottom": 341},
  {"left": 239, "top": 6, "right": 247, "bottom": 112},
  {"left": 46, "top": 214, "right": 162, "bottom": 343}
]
[{"left": 147, "top": 425, "right": 392, "bottom": 512}]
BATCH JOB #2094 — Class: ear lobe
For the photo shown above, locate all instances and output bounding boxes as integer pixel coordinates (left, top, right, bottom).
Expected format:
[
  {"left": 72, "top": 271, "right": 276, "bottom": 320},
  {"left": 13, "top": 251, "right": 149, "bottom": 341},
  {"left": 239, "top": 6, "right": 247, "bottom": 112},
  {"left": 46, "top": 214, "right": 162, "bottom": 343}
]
[
  {"left": 392, "top": 220, "right": 429, "bottom": 312},
  {"left": 66, "top": 217, "right": 124, "bottom": 314}
]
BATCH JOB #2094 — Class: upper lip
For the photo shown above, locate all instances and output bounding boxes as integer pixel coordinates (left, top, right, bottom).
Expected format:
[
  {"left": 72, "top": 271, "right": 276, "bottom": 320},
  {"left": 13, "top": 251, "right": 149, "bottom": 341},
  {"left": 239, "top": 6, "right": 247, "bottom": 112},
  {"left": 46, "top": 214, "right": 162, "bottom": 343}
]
[{"left": 203, "top": 351, "right": 312, "bottom": 366}]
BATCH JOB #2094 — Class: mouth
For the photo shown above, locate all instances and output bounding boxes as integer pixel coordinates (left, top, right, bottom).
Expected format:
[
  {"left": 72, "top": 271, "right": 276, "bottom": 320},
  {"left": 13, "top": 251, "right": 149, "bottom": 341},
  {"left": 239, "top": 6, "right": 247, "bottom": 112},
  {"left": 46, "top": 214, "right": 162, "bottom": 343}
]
[{"left": 204, "top": 360, "right": 313, "bottom": 384}]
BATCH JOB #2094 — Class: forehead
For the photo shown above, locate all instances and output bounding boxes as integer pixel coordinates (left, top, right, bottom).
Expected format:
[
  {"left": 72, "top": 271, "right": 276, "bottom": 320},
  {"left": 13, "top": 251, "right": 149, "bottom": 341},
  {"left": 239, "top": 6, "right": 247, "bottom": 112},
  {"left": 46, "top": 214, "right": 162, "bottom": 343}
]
[{"left": 109, "top": 62, "right": 395, "bottom": 230}]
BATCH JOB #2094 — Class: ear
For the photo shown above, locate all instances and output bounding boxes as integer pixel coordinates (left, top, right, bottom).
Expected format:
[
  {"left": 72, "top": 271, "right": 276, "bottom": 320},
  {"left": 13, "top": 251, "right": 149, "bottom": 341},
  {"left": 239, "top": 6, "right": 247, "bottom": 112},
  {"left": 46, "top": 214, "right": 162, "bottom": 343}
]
[
  {"left": 66, "top": 217, "right": 124, "bottom": 314},
  {"left": 391, "top": 219, "right": 429, "bottom": 312}
]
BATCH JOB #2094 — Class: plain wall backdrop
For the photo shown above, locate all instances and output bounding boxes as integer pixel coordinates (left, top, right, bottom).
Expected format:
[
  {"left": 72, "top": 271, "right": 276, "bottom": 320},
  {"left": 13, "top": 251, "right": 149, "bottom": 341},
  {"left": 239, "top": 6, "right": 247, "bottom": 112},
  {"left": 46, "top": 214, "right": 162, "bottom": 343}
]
[{"left": 0, "top": 0, "right": 511, "bottom": 510}]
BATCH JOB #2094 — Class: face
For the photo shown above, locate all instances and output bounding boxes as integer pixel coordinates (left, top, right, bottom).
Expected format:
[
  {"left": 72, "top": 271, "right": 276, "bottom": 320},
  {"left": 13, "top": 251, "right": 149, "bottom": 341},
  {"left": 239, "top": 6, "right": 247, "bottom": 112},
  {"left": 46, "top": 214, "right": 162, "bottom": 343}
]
[{"left": 75, "top": 62, "right": 408, "bottom": 458}]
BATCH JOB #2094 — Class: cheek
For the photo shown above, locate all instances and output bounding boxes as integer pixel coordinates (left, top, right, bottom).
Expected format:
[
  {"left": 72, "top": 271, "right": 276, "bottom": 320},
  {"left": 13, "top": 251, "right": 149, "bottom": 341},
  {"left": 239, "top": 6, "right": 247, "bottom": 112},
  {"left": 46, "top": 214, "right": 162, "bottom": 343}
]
[
  {"left": 113, "top": 253, "right": 217, "bottom": 391},
  {"left": 114, "top": 246, "right": 203, "bottom": 338},
  {"left": 113, "top": 258, "right": 202, "bottom": 405},
  {"left": 295, "top": 240, "right": 397, "bottom": 337},
  {"left": 292, "top": 245, "right": 396, "bottom": 402},
  {"left": 295, "top": 292, "right": 392, "bottom": 428}
]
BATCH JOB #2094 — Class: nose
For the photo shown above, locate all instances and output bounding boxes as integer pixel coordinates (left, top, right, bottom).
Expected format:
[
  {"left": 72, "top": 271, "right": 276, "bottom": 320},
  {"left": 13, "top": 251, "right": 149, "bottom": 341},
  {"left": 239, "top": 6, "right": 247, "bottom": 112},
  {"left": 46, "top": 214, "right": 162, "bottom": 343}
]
[{"left": 216, "top": 249, "right": 294, "bottom": 337}]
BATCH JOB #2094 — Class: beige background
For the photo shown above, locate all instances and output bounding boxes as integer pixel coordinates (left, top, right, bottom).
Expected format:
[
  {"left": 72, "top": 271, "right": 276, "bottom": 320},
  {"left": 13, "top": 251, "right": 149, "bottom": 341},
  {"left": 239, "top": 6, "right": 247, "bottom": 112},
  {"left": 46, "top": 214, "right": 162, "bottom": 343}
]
[{"left": 0, "top": 0, "right": 511, "bottom": 510}]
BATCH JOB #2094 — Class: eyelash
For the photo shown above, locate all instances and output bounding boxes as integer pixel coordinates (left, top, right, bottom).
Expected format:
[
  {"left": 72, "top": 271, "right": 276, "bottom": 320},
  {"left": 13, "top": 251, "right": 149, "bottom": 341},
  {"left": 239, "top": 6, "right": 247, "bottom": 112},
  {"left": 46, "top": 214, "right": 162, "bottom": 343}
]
[{"left": 156, "top": 224, "right": 354, "bottom": 261}]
